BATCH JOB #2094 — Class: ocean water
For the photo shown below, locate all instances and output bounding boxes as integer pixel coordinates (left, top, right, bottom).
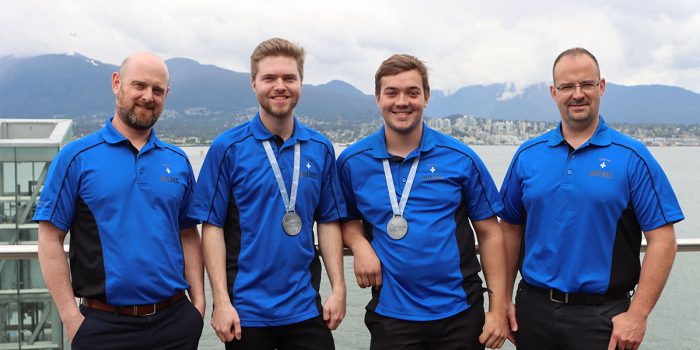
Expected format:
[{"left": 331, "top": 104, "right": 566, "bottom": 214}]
[{"left": 183, "top": 146, "right": 699, "bottom": 350}]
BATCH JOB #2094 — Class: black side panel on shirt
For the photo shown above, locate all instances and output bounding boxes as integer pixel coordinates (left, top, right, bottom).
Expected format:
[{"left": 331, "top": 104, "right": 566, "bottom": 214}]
[
  {"left": 454, "top": 197, "right": 485, "bottom": 306},
  {"left": 361, "top": 215, "right": 382, "bottom": 312},
  {"left": 69, "top": 196, "right": 106, "bottom": 299},
  {"left": 310, "top": 243, "right": 323, "bottom": 314},
  {"left": 518, "top": 210, "right": 527, "bottom": 275},
  {"left": 362, "top": 217, "right": 374, "bottom": 244},
  {"left": 608, "top": 201, "right": 642, "bottom": 294},
  {"left": 224, "top": 193, "right": 242, "bottom": 302}
]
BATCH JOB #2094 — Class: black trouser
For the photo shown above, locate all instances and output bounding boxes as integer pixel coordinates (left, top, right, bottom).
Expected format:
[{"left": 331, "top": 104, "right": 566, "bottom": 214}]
[
  {"left": 71, "top": 297, "right": 204, "bottom": 350},
  {"left": 225, "top": 316, "right": 334, "bottom": 350},
  {"left": 364, "top": 298, "right": 485, "bottom": 350},
  {"left": 515, "top": 283, "right": 631, "bottom": 350}
]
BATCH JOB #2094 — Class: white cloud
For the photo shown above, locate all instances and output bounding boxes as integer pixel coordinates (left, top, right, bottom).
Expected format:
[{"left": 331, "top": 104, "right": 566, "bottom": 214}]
[{"left": 2, "top": 0, "right": 700, "bottom": 93}]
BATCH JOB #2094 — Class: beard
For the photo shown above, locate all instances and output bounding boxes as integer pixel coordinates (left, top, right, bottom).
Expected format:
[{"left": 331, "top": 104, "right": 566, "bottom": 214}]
[
  {"left": 117, "top": 105, "right": 160, "bottom": 130},
  {"left": 115, "top": 87, "right": 161, "bottom": 130},
  {"left": 257, "top": 94, "right": 298, "bottom": 119}
]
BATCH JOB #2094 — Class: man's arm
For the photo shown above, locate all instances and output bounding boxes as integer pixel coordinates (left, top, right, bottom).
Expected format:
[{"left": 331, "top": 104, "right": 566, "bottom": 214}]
[
  {"left": 341, "top": 219, "right": 382, "bottom": 289},
  {"left": 37, "top": 221, "right": 83, "bottom": 343},
  {"left": 317, "top": 221, "right": 346, "bottom": 330},
  {"left": 180, "top": 226, "right": 205, "bottom": 316},
  {"left": 473, "top": 216, "right": 509, "bottom": 349},
  {"left": 500, "top": 220, "right": 524, "bottom": 344},
  {"left": 202, "top": 223, "right": 241, "bottom": 342},
  {"left": 608, "top": 223, "right": 677, "bottom": 350}
]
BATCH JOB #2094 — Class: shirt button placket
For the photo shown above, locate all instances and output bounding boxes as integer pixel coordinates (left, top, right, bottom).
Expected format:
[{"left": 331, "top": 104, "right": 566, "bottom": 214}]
[{"left": 136, "top": 155, "right": 147, "bottom": 186}]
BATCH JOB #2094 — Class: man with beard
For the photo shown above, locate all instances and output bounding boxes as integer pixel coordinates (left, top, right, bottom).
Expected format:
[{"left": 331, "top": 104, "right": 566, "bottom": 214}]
[
  {"left": 188, "top": 38, "right": 346, "bottom": 350},
  {"left": 337, "top": 54, "right": 509, "bottom": 350},
  {"left": 35, "top": 52, "right": 204, "bottom": 349},
  {"left": 499, "top": 48, "right": 684, "bottom": 350}
]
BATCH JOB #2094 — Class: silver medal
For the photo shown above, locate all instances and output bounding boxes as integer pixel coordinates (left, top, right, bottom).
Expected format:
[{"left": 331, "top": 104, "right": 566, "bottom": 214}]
[
  {"left": 263, "top": 141, "right": 302, "bottom": 237},
  {"left": 387, "top": 215, "right": 408, "bottom": 240},
  {"left": 282, "top": 211, "right": 302, "bottom": 236},
  {"left": 382, "top": 157, "right": 420, "bottom": 241}
]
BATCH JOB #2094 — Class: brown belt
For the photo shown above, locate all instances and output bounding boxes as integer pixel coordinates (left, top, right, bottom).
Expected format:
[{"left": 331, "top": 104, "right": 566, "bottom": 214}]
[{"left": 82, "top": 291, "right": 186, "bottom": 316}]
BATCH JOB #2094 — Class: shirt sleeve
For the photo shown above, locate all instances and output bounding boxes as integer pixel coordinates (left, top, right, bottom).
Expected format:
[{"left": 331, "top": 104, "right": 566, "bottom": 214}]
[
  {"left": 462, "top": 152, "right": 504, "bottom": 221},
  {"left": 498, "top": 151, "right": 525, "bottom": 225},
  {"left": 33, "top": 148, "right": 79, "bottom": 232},
  {"left": 628, "top": 147, "right": 684, "bottom": 232},
  {"left": 337, "top": 153, "right": 361, "bottom": 220},
  {"left": 187, "top": 141, "right": 233, "bottom": 228},
  {"left": 179, "top": 159, "right": 201, "bottom": 229},
  {"left": 315, "top": 142, "right": 348, "bottom": 223}
]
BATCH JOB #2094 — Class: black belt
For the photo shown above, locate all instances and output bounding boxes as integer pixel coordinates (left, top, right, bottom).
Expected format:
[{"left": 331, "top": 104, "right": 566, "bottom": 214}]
[
  {"left": 521, "top": 281, "right": 630, "bottom": 305},
  {"left": 82, "top": 292, "right": 186, "bottom": 316}
]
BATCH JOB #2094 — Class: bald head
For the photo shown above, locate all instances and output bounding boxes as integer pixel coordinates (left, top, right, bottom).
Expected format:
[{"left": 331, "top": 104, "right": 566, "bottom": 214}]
[
  {"left": 119, "top": 52, "right": 170, "bottom": 83},
  {"left": 112, "top": 52, "right": 170, "bottom": 131}
]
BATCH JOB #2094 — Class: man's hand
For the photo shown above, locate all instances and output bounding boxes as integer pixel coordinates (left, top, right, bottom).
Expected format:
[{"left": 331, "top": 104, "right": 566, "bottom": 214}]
[
  {"left": 210, "top": 302, "right": 241, "bottom": 343},
  {"left": 323, "top": 288, "right": 346, "bottom": 330},
  {"left": 64, "top": 312, "right": 85, "bottom": 344},
  {"left": 506, "top": 300, "right": 517, "bottom": 345},
  {"left": 479, "top": 310, "right": 508, "bottom": 349},
  {"left": 608, "top": 311, "right": 647, "bottom": 350},
  {"left": 353, "top": 245, "right": 382, "bottom": 289}
]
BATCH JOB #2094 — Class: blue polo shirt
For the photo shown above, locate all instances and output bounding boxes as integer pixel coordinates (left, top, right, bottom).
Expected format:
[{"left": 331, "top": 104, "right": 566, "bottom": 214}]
[
  {"left": 499, "top": 116, "right": 684, "bottom": 294},
  {"left": 188, "top": 114, "right": 346, "bottom": 327},
  {"left": 337, "top": 125, "right": 503, "bottom": 321},
  {"left": 33, "top": 119, "right": 198, "bottom": 306}
]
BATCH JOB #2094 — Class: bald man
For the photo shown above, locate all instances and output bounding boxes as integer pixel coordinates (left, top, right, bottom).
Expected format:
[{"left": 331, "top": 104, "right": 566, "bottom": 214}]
[{"left": 35, "top": 52, "right": 205, "bottom": 350}]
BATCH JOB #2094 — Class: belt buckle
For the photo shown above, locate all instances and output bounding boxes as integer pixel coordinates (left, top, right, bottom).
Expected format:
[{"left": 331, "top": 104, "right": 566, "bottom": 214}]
[
  {"left": 549, "top": 289, "right": 569, "bottom": 304},
  {"left": 139, "top": 304, "right": 157, "bottom": 316}
]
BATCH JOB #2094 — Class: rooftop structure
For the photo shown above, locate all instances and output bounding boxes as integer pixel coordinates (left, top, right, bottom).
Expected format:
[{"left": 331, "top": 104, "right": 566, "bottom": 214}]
[{"left": 0, "top": 118, "right": 72, "bottom": 349}]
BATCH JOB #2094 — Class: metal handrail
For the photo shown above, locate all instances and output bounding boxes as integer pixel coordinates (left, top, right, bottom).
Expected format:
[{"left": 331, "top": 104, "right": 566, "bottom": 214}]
[{"left": 2, "top": 238, "right": 700, "bottom": 259}]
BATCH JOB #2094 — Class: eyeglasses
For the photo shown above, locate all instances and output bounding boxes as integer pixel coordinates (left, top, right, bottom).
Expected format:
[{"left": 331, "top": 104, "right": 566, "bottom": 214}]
[{"left": 555, "top": 81, "right": 600, "bottom": 93}]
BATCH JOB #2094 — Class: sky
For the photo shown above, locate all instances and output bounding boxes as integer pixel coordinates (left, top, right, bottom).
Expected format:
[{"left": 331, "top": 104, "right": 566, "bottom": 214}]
[{"left": 2, "top": 0, "right": 700, "bottom": 95}]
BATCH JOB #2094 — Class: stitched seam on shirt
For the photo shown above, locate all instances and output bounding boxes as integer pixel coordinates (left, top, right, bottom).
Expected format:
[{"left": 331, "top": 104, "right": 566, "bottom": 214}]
[
  {"left": 207, "top": 135, "right": 253, "bottom": 224},
  {"left": 436, "top": 144, "right": 499, "bottom": 217},
  {"left": 48, "top": 141, "right": 106, "bottom": 226},
  {"left": 499, "top": 140, "right": 547, "bottom": 222},
  {"left": 611, "top": 141, "right": 670, "bottom": 224}
]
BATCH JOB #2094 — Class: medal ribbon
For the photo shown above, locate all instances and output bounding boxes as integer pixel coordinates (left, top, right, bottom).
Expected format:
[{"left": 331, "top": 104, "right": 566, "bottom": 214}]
[
  {"left": 382, "top": 156, "right": 420, "bottom": 217},
  {"left": 262, "top": 140, "right": 300, "bottom": 212}
]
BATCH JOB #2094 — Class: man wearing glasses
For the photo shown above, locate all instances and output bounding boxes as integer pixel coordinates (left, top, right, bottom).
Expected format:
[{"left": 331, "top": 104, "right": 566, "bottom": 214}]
[{"left": 499, "top": 48, "right": 683, "bottom": 350}]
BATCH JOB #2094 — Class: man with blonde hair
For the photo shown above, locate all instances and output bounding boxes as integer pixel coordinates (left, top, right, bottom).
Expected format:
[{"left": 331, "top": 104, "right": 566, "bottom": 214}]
[{"left": 189, "top": 38, "right": 347, "bottom": 350}]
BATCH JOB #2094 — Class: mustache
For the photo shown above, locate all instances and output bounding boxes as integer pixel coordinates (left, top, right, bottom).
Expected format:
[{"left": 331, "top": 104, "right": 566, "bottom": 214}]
[{"left": 567, "top": 97, "right": 590, "bottom": 106}]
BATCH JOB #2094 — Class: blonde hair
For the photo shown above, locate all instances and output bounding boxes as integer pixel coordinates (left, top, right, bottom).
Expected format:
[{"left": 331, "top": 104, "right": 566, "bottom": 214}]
[{"left": 250, "top": 38, "right": 306, "bottom": 81}]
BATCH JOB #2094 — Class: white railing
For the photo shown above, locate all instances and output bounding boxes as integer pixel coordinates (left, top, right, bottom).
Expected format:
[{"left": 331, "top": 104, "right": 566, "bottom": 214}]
[{"left": 2, "top": 238, "right": 700, "bottom": 259}]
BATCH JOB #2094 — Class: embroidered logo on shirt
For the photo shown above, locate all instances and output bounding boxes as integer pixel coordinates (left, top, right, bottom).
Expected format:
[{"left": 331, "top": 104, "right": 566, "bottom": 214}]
[
  {"left": 160, "top": 164, "right": 180, "bottom": 184},
  {"left": 422, "top": 163, "right": 444, "bottom": 181},
  {"left": 590, "top": 158, "right": 614, "bottom": 179},
  {"left": 301, "top": 159, "right": 318, "bottom": 179}
]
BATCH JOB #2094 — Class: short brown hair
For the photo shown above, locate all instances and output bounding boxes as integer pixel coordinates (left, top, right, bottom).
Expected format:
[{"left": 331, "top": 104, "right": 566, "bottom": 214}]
[
  {"left": 552, "top": 47, "right": 600, "bottom": 82},
  {"left": 250, "top": 38, "right": 306, "bottom": 81},
  {"left": 375, "top": 54, "right": 430, "bottom": 97}
]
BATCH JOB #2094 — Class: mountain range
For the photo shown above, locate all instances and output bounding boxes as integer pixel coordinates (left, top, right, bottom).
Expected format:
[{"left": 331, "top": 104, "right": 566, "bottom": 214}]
[{"left": 1, "top": 53, "right": 699, "bottom": 124}]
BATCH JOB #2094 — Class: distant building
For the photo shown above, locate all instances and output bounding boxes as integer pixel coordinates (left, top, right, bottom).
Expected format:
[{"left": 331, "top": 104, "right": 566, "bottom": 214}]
[{"left": 0, "top": 118, "right": 72, "bottom": 349}]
